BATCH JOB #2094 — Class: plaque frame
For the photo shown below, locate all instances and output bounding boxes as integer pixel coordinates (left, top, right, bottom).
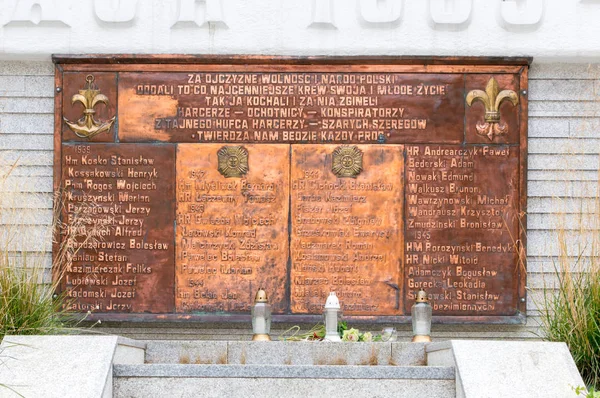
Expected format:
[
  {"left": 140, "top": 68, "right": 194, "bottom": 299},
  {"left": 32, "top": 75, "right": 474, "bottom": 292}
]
[{"left": 52, "top": 55, "right": 531, "bottom": 325}]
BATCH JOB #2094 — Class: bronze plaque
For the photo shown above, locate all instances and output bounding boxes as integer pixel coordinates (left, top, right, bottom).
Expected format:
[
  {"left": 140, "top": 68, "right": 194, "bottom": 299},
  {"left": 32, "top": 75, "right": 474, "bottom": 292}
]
[
  {"left": 290, "top": 145, "right": 403, "bottom": 315},
  {"left": 403, "top": 145, "right": 520, "bottom": 316},
  {"left": 60, "top": 144, "right": 175, "bottom": 313},
  {"left": 53, "top": 56, "right": 529, "bottom": 323},
  {"left": 117, "top": 72, "right": 464, "bottom": 144},
  {"left": 175, "top": 144, "right": 290, "bottom": 313}
]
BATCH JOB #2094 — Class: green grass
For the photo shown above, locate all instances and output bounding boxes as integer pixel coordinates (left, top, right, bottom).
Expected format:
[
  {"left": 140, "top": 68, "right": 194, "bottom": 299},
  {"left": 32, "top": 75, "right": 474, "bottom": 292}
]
[
  {"left": 0, "top": 161, "right": 67, "bottom": 340},
  {"left": 537, "top": 186, "right": 600, "bottom": 391},
  {"left": 0, "top": 161, "right": 104, "bottom": 341},
  {"left": 0, "top": 256, "right": 67, "bottom": 339}
]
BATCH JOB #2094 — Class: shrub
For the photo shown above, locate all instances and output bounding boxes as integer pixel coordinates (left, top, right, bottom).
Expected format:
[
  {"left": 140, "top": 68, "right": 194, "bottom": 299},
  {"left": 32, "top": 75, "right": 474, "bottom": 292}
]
[
  {"left": 537, "top": 183, "right": 600, "bottom": 390},
  {"left": 0, "top": 161, "right": 102, "bottom": 340},
  {"left": 0, "top": 255, "right": 66, "bottom": 339}
]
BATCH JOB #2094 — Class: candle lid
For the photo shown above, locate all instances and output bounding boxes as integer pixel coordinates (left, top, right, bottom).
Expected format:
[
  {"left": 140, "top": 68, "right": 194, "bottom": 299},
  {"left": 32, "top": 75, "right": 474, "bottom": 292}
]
[
  {"left": 415, "top": 289, "right": 429, "bottom": 303},
  {"left": 254, "top": 288, "right": 268, "bottom": 303},
  {"left": 324, "top": 292, "right": 340, "bottom": 309}
]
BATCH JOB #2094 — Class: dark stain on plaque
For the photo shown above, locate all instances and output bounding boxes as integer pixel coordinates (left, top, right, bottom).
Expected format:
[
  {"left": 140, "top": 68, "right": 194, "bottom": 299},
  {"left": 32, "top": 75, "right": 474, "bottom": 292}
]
[
  {"left": 59, "top": 143, "right": 175, "bottom": 313},
  {"left": 403, "top": 144, "right": 520, "bottom": 316},
  {"left": 116, "top": 72, "right": 464, "bottom": 144},
  {"left": 62, "top": 72, "right": 117, "bottom": 143}
]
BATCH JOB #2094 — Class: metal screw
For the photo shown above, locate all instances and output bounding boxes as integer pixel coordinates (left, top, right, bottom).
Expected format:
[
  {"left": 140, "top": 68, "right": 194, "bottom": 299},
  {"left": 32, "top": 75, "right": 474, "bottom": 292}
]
[
  {"left": 56, "top": 87, "right": 62, "bottom": 92},
  {"left": 521, "top": 90, "right": 527, "bottom": 96},
  {"left": 520, "top": 298, "right": 526, "bottom": 303}
]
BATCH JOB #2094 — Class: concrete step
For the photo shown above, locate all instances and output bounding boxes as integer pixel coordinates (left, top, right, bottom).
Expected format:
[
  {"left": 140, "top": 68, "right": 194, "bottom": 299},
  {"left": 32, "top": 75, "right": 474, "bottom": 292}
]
[
  {"left": 113, "top": 364, "right": 455, "bottom": 398},
  {"left": 143, "top": 340, "right": 427, "bottom": 366}
]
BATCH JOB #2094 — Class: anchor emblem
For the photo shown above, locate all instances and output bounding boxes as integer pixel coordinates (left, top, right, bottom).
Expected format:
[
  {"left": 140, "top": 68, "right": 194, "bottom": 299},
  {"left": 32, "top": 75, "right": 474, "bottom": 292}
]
[
  {"left": 63, "top": 75, "right": 116, "bottom": 139},
  {"left": 466, "top": 77, "right": 519, "bottom": 141}
]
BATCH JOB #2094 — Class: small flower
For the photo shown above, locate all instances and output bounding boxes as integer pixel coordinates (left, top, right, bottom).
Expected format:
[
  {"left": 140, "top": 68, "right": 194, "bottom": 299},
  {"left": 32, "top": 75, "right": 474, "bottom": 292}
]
[
  {"left": 361, "top": 332, "right": 373, "bottom": 342},
  {"left": 342, "top": 328, "right": 360, "bottom": 342}
]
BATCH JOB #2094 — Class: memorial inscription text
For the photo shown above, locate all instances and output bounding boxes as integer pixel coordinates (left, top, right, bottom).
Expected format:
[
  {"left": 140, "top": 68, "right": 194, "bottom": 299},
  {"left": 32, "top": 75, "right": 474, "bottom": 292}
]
[{"left": 54, "top": 58, "right": 527, "bottom": 321}]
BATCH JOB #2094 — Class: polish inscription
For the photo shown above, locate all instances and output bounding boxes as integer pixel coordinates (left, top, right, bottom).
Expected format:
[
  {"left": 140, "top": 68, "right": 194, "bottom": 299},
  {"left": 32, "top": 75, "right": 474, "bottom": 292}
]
[
  {"left": 55, "top": 63, "right": 527, "bottom": 321},
  {"left": 118, "top": 73, "right": 464, "bottom": 144},
  {"left": 404, "top": 145, "right": 520, "bottom": 315},
  {"left": 60, "top": 144, "right": 175, "bottom": 313},
  {"left": 175, "top": 144, "right": 289, "bottom": 313},
  {"left": 290, "top": 145, "right": 403, "bottom": 315}
]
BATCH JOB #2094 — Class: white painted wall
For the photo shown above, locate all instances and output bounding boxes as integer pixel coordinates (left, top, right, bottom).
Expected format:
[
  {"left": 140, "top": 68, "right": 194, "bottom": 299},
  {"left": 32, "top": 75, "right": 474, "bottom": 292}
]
[
  {"left": 0, "top": 1, "right": 599, "bottom": 60},
  {"left": 0, "top": 0, "right": 599, "bottom": 339}
]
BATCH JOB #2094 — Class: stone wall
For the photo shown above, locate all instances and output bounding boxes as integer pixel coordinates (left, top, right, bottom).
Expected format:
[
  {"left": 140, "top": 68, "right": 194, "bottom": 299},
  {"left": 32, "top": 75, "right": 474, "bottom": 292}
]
[{"left": 0, "top": 61, "right": 598, "bottom": 339}]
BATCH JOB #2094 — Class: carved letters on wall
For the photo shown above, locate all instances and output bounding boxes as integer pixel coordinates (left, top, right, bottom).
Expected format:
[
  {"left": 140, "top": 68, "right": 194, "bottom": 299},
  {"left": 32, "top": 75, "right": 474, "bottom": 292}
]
[
  {"left": 3, "top": 0, "right": 70, "bottom": 26},
  {"left": 94, "top": 0, "right": 138, "bottom": 23},
  {"left": 428, "top": 0, "right": 472, "bottom": 26},
  {"left": 309, "top": 0, "right": 336, "bottom": 28},
  {"left": 2, "top": 0, "right": 585, "bottom": 30},
  {"left": 172, "top": 0, "right": 227, "bottom": 28},
  {"left": 358, "top": 0, "right": 403, "bottom": 24},
  {"left": 499, "top": 0, "right": 544, "bottom": 27}
]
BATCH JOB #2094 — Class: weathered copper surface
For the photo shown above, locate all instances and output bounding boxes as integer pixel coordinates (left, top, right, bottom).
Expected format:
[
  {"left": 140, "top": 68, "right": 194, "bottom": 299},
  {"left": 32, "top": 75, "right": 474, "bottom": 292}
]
[
  {"left": 175, "top": 144, "right": 290, "bottom": 313},
  {"left": 60, "top": 143, "right": 175, "bottom": 313},
  {"left": 117, "top": 72, "right": 464, "bottom": 144},
  {"left": 290, "top": 145, "right": 404, "bottom": 315},
  {"left": 404, "top": 144, "right": 520, "bottom": 316},
  {"left": 53, "top": 56, "right": 529, "bottom": 323}
]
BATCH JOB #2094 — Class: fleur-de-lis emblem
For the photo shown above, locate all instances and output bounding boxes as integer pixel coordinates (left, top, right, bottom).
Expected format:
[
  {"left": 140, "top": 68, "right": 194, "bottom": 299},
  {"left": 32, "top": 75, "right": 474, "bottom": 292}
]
[
  {"left": 466, "top": 77, "right": 519, "bottom": 141},
  {"left": 63, "top": 75, "right": 116, "bottom": 139}
]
